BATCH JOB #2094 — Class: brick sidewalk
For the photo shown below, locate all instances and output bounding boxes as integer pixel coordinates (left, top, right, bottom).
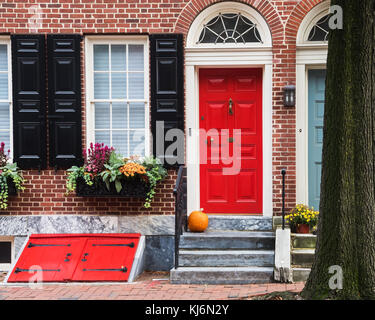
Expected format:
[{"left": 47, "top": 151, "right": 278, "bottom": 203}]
[{"left": 0, "top": 281, "right": 305, "bottom": 300}]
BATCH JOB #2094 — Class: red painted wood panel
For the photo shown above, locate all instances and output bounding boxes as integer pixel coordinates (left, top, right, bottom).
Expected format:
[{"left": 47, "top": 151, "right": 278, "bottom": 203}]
[
  {"left": 71, "top": 235, "right": 140, "bottom": 282},
  {"left": 7, "top": 234, "right": 141, "bottom": 283},
  {"left": 7, "top": 235, "right": 87, "bottom": 282},
  {"left": 199, "top": 68, "right": 263, "bottom": 214}
]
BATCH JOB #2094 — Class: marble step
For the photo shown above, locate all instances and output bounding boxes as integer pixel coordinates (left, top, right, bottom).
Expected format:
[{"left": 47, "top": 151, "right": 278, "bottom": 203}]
[
  {"left": 170, "top": 266, "right": 274, "bottom": 284},
  {"left": 206, "top": 216, "right": 272, "bottom": 231},
  {"left": 179, "top": 250, "right": 274, "bottom": 267},
  {"left": 291, "top": 249, "right": 315, "bottom": 267},
  {"left": 291, "top": 234, "right": 317, "bottom": 249},
  {"left": 293, "top": 267, "right": 311, "bottom": 282},
  {"left": 179, "top": 231, "right": 275, "bottom": 250}
]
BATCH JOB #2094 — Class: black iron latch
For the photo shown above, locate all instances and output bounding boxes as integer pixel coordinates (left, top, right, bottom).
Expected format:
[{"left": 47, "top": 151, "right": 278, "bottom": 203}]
[
  {"left": 28, "top": 243, "right": 71, "bottom": 248},
  {"left": 82, "top": 267, "right": 127, "bottom": 273},
  {"left": 15, "top": 267, "right": 61, "bottom": 273},
  {"left": 92, "top": 242, "right": 134, "bottom": 248}
]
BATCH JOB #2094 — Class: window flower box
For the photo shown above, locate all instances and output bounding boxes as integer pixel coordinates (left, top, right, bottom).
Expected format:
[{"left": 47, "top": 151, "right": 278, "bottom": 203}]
[
  {"left": 66, "top": 143, "right": 168, "bottom": 208},
  {"left": 75, "top": 176, "right": 150, "bottom": 198}
]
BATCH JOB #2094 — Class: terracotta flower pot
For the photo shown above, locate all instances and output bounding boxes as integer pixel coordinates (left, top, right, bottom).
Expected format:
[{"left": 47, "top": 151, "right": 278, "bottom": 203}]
[{"left": 296, "top": 224, "right": 310, "bottom": 234}]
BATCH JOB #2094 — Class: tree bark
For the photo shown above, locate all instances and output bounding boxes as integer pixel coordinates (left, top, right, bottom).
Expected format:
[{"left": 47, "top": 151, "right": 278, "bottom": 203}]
[{"left": 302, "top": 0, "right": 375, "bottom": 300}]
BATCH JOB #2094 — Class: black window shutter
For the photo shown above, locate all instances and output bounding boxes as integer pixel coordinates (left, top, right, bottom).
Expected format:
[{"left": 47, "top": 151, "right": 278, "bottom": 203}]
[
  {"left": 150, "top": 34, "right": 184, "bottom": 168},
  {"left": 11, "top": 34, "right": 47, "bottom": 170},
  {"left": 47, "top": 34, "right": 83, "bottom": 169}
]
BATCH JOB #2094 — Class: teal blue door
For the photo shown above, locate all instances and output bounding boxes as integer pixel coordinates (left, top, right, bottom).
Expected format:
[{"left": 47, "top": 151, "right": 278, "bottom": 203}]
[{"left": 308, "top": 69, "right": 326, "bottom": 210}]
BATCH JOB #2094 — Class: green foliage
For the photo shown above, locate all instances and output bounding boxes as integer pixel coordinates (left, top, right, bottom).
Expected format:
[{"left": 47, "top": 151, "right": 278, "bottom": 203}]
[
  {"left": 100, "top": 153, "right": 124, "bottom": 193},
  {"left": 66, "top": 166, "right": 93, "bottom": 194},
  {"left": 0, "top": 162, "right": 26, "bottom": 210},
  {"left": 141, "top": 156, "right": 168, "bottom": 208}
]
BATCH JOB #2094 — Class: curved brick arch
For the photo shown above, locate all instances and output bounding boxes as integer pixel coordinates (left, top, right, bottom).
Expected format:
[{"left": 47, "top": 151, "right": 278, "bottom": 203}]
[
  {"left": 174, "top": 0, "right": 284, "bottom": 45},
  {"left": 285, "top": 0, "right": 327, "bottom": 42}
]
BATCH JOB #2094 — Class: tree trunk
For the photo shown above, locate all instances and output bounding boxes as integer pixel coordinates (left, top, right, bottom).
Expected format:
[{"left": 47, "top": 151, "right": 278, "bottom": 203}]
[{"left": 302, "top": 0, "right": 375, "bottom": 300}]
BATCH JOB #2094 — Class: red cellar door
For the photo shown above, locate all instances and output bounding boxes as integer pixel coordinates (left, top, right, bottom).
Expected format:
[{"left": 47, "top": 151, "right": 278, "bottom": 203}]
[
  {"left": 7, "top": 234, "right": 141, "bottom": 282},
  {"left": 7, "top": 234, "right": 87, "bottom": 282},
  {"left": 71, "top": 234, "right": 140, "bottom": 282}
]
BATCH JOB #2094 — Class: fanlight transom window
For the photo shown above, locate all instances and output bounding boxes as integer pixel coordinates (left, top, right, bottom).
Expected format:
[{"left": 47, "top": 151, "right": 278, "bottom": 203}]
[
  {"left": 308, "top": 14, "right": 330, "bottom": 42},
  {"left": 197, "top": 13, "right": 262, "bottom": 44}
]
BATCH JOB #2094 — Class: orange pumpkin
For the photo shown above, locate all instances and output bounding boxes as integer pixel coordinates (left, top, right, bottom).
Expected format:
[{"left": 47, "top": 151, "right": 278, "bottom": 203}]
[{"left": 188, "top": 209, "right": 208, "bottom": 232}]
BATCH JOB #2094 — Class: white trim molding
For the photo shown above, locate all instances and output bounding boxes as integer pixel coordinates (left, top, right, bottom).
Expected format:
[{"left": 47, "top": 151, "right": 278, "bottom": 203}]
[
  {"left": 296, "top": 2, "right": 329, "bottom": 206},
  {"left": 186, "top": 1, "right": 272, "bottom": 49},
  {"left": 185, "top": 51, "right": 273, "bottom": 217},
  {"left": 0, "top": 38, "right": 13, "bottom": 161},
  {"left": 185, "top": 1, "right": 273, "bottom": 217}
]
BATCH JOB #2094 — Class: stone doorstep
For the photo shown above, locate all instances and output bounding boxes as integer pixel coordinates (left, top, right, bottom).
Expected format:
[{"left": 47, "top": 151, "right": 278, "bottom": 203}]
[
  {"left": 206, "top": 216, "right": 273, "bottom": 232},
  {"left": 170, "top": 266, "right": 274, "bottom": 285},
  {"left": 292, "top": 268, "right": 311, "bottom": 282},
  {"left": 291, "top": 249, "right": 315, "bottom": 267},
  {"left": 179, "top": 250, "right": 275, "bottom": 267},
  {"left": 291, "top": 233, "right": 317, "bottom": 249},
  {"left": 180, "top": 231, "right": 275, "bottom": 250},
  {"left": 290, "top": 233, "right": 316, "bottom": 282}
]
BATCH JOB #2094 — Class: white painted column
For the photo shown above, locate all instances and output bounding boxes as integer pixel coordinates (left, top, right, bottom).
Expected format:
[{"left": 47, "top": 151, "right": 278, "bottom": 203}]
[
  {"left": 262, "top": 63, "right": 273, "bottom": 217},
  {"left": 186, "top": 65, "right": 200, "bottom": 215},
  {"left": 296, "top": 63, "right": 308, "bottom": 205}
]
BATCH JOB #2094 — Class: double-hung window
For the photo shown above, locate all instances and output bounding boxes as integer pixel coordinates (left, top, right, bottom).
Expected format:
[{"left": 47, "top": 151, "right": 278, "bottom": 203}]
[
  {"left": 0, "top": 39, "right": 12, "bottom": 157},
  {"left": 86, "top": 37, "right": 149, "bottom": 157}
]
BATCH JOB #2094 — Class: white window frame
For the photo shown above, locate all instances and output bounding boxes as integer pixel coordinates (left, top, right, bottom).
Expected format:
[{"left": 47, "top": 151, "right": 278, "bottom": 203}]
[
  {"left": 0, "top": 37, "right": 13, "bottom": 161},
  {"left": 0, "top": 236, "right": 14, "bottom": 271},
  {"left": 85, "top": 36, "right": 150, "bottom": 157}
]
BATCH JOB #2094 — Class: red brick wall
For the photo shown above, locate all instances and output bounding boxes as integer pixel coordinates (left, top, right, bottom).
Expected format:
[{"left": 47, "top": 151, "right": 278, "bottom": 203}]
[{"left": 0, "top": 0, "right": 325, "bottom": 216}]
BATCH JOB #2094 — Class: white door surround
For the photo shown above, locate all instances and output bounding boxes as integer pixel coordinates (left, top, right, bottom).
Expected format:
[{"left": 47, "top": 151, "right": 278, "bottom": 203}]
[
  {"left": 295, "top": 1, "right": 329, "bottom": 205},
  {"left": 185, "top": 2, "right": 273, "bottom": 217},
  {"left": 296, "top": 49, "right": 327, "bottom": 206},
  {"left": 185, "top": 50, "right": 273, "bottom": 217}
]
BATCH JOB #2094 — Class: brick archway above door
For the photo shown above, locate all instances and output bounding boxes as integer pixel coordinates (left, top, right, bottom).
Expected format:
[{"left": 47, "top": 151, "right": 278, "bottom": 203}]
[
  {"left": 285, "top": 0, "right": 328, "bottom": 42},
  {"left": 174, "top": 0, "right": 283, "bottom": 43}
]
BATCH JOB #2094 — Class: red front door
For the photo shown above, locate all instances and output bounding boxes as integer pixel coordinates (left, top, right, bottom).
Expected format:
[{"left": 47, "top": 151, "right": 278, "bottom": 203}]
[{"left": 199, "top": 68, "right": 263, "bottom": 214}]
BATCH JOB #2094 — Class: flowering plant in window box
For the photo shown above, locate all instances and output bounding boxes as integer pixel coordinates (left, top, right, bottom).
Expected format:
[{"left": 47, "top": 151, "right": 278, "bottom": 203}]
[
  {"left": 0, "top": 142, "right": 26, "bottom": 210},
  {"left": 66, "top": 143, "right": 168, "bottom": 208},
  {"left": 285, "top": 204, "right": 319, "bottom": 234}
]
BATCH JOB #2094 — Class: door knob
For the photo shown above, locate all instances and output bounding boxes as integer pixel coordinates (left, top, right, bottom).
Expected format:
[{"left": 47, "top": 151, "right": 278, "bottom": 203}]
[{"left": 229, "top": 98, "right": 233, "bottom": 115}]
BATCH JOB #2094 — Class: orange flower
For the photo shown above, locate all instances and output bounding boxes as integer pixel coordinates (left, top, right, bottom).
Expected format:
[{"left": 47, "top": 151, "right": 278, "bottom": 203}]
[{"left": 119, "top": 163, "right": 147, "bottom": 177}]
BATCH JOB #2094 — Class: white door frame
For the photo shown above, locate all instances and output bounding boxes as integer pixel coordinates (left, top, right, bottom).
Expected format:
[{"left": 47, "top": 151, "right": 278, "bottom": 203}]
[
  {"left": 185, "top": 48, "right": 273, "bottom": 216},
  {"left": 296, "top": 46, "right": 328, "bottom": 205}
]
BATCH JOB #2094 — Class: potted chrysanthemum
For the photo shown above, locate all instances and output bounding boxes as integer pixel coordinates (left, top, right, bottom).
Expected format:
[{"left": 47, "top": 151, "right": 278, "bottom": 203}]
[{"left": 285, "top": 204, "right": 319, "bottom": 234}]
